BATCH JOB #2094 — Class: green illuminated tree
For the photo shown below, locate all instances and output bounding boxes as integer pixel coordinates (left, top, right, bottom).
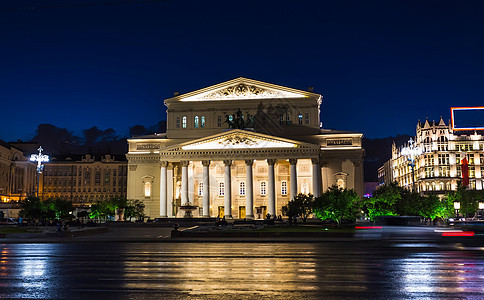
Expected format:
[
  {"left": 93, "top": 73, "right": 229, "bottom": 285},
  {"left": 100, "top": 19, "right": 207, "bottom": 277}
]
[
  {"left": 312, "top": 186, "right": 360, "bottom": 226},
  {"left": 363, "top": 182, "right": 401, "bottom": 220}
]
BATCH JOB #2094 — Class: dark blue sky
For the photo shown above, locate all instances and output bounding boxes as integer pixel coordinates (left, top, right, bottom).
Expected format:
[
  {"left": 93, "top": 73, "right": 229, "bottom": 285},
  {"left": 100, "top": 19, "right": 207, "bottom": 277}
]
[{"left": 1, "top": 0, "right": 483, "bottom": 142}]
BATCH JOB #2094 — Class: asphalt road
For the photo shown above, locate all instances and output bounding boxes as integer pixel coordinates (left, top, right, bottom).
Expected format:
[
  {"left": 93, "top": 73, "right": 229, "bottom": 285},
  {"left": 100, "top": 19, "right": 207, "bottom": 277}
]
[{"left": 1, "top": 241, "right": 483, "bottom": 299}]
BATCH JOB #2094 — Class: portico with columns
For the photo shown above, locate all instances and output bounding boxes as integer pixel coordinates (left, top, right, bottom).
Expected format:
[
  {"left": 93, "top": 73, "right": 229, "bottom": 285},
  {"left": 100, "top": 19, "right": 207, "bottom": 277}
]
[{"left": 126, "top": 77, "right": 364, "bottom": 219}]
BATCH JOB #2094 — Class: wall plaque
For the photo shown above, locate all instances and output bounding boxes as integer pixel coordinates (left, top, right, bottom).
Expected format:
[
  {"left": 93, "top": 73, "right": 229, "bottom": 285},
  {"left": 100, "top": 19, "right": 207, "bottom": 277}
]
[
  {"left": 137, "top": 143, "right": 160, "bottom": 150},
  {"left": 327, "top": 139, "right": 353, "bottom": 146}
]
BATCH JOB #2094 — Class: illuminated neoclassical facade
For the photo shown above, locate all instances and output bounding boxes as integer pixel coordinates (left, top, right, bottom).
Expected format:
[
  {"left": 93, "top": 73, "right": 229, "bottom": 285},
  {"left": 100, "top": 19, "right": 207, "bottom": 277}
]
[
  {"left": 389, "top": 118, "right": 484, "bottom": 193},
  {"left": 127, "top": 78, "right": 364, "bottom": 218}
]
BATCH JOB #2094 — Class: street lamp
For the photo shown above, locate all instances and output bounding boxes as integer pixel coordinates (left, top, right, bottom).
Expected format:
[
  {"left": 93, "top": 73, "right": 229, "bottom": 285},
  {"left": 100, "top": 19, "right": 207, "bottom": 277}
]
[
  {"left": 401, "top": 138, "right": 423, "bottom": 192},
  {"left": 30, "top": 146, "right": 49, "bottom": 197},
  {"left": 454, "top": 202, "right": 461, "bottom": 218}
]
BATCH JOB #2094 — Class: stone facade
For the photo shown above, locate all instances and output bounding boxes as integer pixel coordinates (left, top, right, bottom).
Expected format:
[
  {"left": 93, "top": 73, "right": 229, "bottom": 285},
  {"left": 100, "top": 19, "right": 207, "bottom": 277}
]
[
  {"left": 41, "top": 154, "right": 127, "bottom": 205},
  {"left": 384, "top": 117, "right": 484, "bottom": 194},
  {"left": 0, "top": 140, "right": 37, "bottom": 202},
  {"left": 127, "top": 78, "right": 365, "bottom": 218}
]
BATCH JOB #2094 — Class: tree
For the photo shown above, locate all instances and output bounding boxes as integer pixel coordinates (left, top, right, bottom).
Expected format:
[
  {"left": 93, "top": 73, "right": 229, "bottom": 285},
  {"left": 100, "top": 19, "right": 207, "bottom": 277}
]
[
  {"left": 364, "top": 182, "right": 401, "bottom": 220},
  {"left": 124, "top": 199, "right": 146, "bottom": 221},
  {"left": 19, "top": 196, "right": 44, "bottom": 220},
  {"left": 312, "top": 186, "right": 360, "bottom": 226},
  {"left": 282, "top": 193, "right": 314, "bottom": 223},
  {"left": 447, "top": 182, "right": 482, "bottom": 218},
  {"left": 417, "top": 194, "right": 442, "bottom": 222}
]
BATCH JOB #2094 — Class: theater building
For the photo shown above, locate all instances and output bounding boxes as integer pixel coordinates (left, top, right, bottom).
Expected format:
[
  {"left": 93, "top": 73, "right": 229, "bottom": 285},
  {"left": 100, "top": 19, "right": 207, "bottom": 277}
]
[{"left": 127, "top": 78, "right": 364, "bottom": 218}]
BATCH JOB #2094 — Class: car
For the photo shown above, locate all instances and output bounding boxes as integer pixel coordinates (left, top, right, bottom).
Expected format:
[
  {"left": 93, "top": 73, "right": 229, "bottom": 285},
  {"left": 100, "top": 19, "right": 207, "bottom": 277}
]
[{"left": 0, "top": 218, "right": 18, "bottom": 225}]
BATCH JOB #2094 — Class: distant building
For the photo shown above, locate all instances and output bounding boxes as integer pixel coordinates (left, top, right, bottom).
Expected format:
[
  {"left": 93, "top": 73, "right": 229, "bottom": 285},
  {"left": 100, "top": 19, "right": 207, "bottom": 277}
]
[
  {"left": 0, "top": 140, "right": 37, "bottom": 202},
  {"left": 377, "top": 160, "right": 392, "bottom": 186},
  {"left": 381, "top": 117, "right": 484, "bottom": 194},
  {"left": 41, "top": 154, "right": 127, "bottom": 206}
]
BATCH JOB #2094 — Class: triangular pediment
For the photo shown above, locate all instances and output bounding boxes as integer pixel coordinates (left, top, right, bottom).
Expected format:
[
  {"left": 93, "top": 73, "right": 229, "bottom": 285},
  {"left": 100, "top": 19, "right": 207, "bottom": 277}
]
[
  {"left": 164, "top": 130, "right": 317, "bottom": 151},
  {"left": 165, "top": 77, "right": 320, "bottom": 103}
]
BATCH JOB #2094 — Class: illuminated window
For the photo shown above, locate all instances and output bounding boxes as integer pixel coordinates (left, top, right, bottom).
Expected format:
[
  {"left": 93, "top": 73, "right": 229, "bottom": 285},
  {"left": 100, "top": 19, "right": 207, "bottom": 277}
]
[
  {"left": 194, "top": 116, "right": 199, "bottom": 128},
  {"left": 176, "top": 117, "right": 180, "bottom": 128},
  {"left": 201, "top": 116, "right": 205, "bottom": 128},
  {"left": 239, "top": 182, "right": 245, "bottom": 196},
  {"left": 281, "top": 181, "right": 287, "bottom": 195},
  {"left": 305, "top": 113, "right": 310, "bottom": 125},
  {"left": 219, "top": 182, "right": 224, "bottom": 196},
  {"left": 144, "top": 182, "right": 151, "bottom": 197},
  {"left": 298, "top": 114, "right": 303, "bottom": 125},
  {"left": 260, "top": 181, "right": 266, "bottom": 195},
  {"left": 468, "top": 154, "right": 474, "bottom": 164},
  {"left": 198, "top": 182, "right": 203, "bottom": 196},
  {"left": 182, "top": 116, "right": 187, "bottom": 128},
  {"left": 217, "top": 116, "right": 222, "bottom": 127}
]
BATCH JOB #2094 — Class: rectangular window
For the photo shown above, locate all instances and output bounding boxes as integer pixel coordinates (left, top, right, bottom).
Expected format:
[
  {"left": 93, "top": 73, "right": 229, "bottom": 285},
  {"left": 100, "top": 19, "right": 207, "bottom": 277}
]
[
  {"left": 198, "top": 182, "right": 203, "bottom": 196},
  {"left": 176, "top": 117, "right": 180, "bottom": 128},
  {"left": 281, "top": 181, "right": 287, "bottom": 195},
  {"left": 219, "top": 182, "right": 224, "bottom": 196},
  {"left": 305, "top": 113, "right": 310, "bottom": 125},
  {"left": 239, "top": 182, "right": 245, "bottom": 196},
  {"left": 286, "top": 113, "right": 291, "bottom": 125},
  {"left": 468, "top": 154, "right": 474, "bottom": 164},
  {"left": 298, "top": 114, "right": 303, "bottom": 125},
  {"left": 279, "top": 115, "right": 284, "bottom": 125},
  {"left": 260, "top": 182, "right": 266, "bottom": 195},
  {"left": 217, "top": 116, "right": 222, "bottom": 127}
]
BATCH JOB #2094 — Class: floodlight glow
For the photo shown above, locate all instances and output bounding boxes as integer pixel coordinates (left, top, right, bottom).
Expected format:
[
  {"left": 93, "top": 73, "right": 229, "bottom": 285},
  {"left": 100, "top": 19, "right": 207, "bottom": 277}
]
[{"left": 30, "top": 146, "right": 49, "bottom": 174}]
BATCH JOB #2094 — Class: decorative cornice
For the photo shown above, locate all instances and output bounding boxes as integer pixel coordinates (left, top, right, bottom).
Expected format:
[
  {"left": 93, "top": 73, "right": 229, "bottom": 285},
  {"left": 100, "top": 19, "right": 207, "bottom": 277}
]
[{"left": 203, "top": 83, "right": 283, "bottom": 100}]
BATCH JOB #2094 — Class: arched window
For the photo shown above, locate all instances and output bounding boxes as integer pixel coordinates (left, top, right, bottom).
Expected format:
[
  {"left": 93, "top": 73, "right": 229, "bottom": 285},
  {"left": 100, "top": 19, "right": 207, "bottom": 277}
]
[
  {"left": 201, "top": 116, "right": 205, "bottom": 128},
  {"left": 144, "top": 181, "right": 151, "bottom": 197},
  {"left": 239, "top": 182, "right": 246, "bottom": 196},
  {"left": 301, "top": 181, "right": 308, "bottom": 194},
  {"left": 337, "top": 179, "right": 345, "bottom": 189},
  {"left": 176, "top": 116, "right": 181, "bottom": 128},
  {"left": 260, "top": 181, "right": 266, "bottom": 195},
  {"left": 281, "top": 181, "right": 287, "bottom": 195},
  {"left": 194, "top": 116, "right": 199, "bottom": 128},
  {"left": 84, "top": 172, "right": 90, "bottom": 184},
  {"left": 182, "top": 116, "right": 187, "bottom": 128},
  {"left": 437, "top": 136, "right": 448, "bottom": 151},
  {"left": 198, "top": 182, "right": 203, "bottom": 196},
  {"left": 298, "top": 113, "right": 303, "bottom": 125},
  {"left": 104, "top": 171, "right": 110, "bottom": 183},
  {"left": 95, "top": 171, "right": 101, "bottom": 184},
  {"left": 219, "top": 182, "right": 224, "bottom": 196}
]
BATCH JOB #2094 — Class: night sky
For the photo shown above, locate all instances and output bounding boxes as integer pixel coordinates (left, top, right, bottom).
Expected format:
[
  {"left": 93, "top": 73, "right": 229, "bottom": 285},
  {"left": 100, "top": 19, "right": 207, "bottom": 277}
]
[{"left": 1, "top": 0, "right": 483, "bottom": 142}]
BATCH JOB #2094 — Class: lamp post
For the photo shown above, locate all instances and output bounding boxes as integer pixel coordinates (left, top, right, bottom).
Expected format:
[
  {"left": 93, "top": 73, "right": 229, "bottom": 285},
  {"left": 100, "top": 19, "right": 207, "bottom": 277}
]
[
  {"left": 401, "top": 138, "right": 423, "bottom": 192},
  {"left": 30, "top": 146, "right": 49, "bottom": 198}
]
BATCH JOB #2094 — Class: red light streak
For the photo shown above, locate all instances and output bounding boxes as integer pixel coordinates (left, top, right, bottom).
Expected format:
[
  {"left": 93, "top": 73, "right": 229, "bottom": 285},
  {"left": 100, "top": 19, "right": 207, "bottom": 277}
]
[
  {"left": 355, "top": 226, "right": 383, "bottom": 229},
  {"left": 441, "top": 231, "right": 475, "bottom": 237}
]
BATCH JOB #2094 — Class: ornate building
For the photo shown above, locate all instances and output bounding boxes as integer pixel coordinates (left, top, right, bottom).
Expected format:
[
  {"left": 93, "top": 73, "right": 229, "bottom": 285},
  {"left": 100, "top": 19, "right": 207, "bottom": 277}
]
[
  {"left": 127, "top": 78, "right": 364, "bottom": 219},
  {"left": 41, "top": 154, "right": 127, "bottom": 205},
  {"left": 0, "top": 140, "right": 37, "bottom": 202},
  {"left": 387, "top": 118, "right": 484, "bottom": 194}
]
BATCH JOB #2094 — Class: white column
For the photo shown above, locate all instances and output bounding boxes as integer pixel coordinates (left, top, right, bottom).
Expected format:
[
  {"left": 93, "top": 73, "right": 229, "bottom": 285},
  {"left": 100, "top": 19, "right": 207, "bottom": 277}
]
[
  {"left": 167, "top": 165, "right": 174, "bottom": 217},
  {"left": 245, "top": 159, "right": 254, "bottom": 219},
  {"left": 223, "top": 160, "right": 232, "bottom": 218},
  {"left": 202, "top": 160, "right": 210, "bottom": 217},
  {"left": 312, "top": 158, "right": 321, "bottom": 197},
  {"left": 289, "top": 159, "right": 297, "bottom": 200},
  {"left": 159, "top": 161, "right": 168, "bottom": 217},
  {"left": 181, "top": 160, "right": 189, "bottom": 205},
  {"left": 267, "top": 159, "right": 276, "bottom": 217}
]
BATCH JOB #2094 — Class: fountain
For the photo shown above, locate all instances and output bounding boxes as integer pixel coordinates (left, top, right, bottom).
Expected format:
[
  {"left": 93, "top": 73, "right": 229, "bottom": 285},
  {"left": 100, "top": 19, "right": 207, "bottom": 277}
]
[{"left": 178, "top": 202, "right": 198, "bottom": 218}]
